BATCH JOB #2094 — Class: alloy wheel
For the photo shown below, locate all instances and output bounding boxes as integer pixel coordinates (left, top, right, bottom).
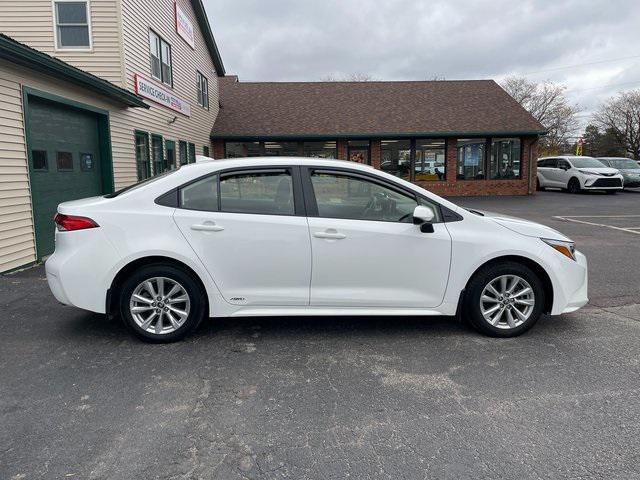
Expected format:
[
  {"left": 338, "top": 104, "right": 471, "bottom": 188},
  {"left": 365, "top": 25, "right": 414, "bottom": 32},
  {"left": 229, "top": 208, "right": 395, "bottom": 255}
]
[
  {"left": 479, "top": 274, "right": 535, "bottom": 329},
  {"left": 129, "top": 277, "right": 191, "bottom": 335}
]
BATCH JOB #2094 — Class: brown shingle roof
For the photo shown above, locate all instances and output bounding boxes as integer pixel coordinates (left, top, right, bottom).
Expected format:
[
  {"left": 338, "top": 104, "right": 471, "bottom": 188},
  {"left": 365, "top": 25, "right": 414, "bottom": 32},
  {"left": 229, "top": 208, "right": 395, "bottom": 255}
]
[{"left": 212, "top": 77, "right": 545, "bottom": 139}]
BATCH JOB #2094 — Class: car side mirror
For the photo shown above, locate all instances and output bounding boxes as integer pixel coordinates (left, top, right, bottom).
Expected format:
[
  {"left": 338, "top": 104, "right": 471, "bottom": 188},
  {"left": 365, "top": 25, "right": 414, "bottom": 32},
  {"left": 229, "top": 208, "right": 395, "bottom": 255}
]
[{"left": 413, "top": 205, "right": 435, "bottom": 233}]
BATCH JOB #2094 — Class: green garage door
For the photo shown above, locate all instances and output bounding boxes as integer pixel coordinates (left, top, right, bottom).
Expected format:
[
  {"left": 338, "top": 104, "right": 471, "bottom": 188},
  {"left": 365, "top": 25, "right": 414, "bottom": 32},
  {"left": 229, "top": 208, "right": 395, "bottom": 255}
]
[{"left": 27, "top": 96, "right": 106, "bottom": 259}]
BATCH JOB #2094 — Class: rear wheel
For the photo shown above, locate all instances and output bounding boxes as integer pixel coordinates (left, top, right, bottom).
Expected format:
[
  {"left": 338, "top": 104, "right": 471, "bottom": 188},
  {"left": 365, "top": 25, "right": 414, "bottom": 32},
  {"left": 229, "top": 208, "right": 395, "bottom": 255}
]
[
  {"left": 567, "top": 177, "right": 581, "bottom": 194},
  {"left": 463, "top": 261, "right": 545, "bottom": 337},
  {"left": 536, "top": 178, "right": 545, "bottom": 191},
  {"left": 119, "top": 264, "right": 206, "bottom": 342},
  {"left": 606, "top": 190, "right": 617, "bottom": 195}
]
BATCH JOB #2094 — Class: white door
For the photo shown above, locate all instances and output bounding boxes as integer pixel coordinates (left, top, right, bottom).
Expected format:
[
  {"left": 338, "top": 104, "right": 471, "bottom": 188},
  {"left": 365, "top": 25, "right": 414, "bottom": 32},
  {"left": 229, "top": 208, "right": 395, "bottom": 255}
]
[
  {"left": 173, "top": 168, "right": 311, "bottom": 306},
  {"left": 556, "top": 159, "right": 572, "bottom": 187},
  {"left": 538, "top": 159, "right": 556, "bottom": 186},
  {"left": 305, "top": 170, "right": 452, "bottom": 308}
]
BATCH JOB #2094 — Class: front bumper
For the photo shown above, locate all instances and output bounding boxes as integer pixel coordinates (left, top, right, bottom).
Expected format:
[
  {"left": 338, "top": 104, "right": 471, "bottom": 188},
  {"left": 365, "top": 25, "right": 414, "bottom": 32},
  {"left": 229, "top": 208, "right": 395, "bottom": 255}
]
[
  {"left": 557, "top": 250, "right": 588, "bottom": 314},
  {"left": 583, "top": 176, "right": 623, "bottom": 189}
]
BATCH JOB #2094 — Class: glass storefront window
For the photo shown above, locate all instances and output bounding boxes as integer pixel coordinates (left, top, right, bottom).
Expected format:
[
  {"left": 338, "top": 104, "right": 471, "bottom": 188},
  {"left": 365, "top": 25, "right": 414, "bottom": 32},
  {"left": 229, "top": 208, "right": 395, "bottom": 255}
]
[
  {"left": 380, "top": 139, "right": 411, "bottom": 179},
  {"left": 348, "top": 140, "right": 370, "bottom": 164},
  {"left": 264, "top": 141, "right": 298, "bottom": 156},
  {"left": 303, "top": 141, "right": 336, "bottom": 158},
  {"left": 225, "top": 142, "right": 262, "bottom": 158},
  {"left": 415, "top": 139, "right": 446, "bottom": 181},
  {"left": 457, "top": 139, "right": 486, "bottom": 180},
  {"left": 490, "top": 138, "right": 521, "bottom": 179}
]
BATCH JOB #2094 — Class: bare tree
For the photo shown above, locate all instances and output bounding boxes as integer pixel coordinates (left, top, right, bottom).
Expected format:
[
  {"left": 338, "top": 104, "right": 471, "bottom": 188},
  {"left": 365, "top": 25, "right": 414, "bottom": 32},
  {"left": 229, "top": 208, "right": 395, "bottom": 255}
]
[
  {"left": 501, "top": 76, "right": 581, "bottom": 152},
  {"left": 320, "top": 73, "right": 377, "bottom": 82},
  {"left": 592, "top": 90, "right": 640, "bottom": 159}
]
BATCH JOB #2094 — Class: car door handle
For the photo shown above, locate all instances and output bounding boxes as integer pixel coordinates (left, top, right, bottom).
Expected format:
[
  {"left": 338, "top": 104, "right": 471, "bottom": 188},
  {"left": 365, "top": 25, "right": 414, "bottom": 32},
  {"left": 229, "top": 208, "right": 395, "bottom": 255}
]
[
  {"left": 313, "top": 230, "right": 346, "bottom": 240},
  {"left": 191, "top": 222, "right": 224, "bottom": 232}
]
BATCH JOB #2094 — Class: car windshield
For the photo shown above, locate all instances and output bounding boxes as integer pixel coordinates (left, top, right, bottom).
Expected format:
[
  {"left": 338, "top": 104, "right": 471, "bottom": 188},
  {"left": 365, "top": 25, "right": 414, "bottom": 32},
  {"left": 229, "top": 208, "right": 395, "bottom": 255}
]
[
  {"left": 607, "top": 159, "right": 639, "bottom": 169},
  {"left": 105, "top": 170, "right": 177, "bottom": 198},
  {"left": 570, "top": 158, "right": 606, "bottom": 168}
]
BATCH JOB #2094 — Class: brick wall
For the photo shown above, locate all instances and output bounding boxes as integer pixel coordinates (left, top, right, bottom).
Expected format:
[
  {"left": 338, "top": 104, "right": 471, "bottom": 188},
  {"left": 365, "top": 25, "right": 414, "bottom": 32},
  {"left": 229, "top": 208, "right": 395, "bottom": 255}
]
[{"left": 212, "top": 139, "right": 224, "bottom": 159}]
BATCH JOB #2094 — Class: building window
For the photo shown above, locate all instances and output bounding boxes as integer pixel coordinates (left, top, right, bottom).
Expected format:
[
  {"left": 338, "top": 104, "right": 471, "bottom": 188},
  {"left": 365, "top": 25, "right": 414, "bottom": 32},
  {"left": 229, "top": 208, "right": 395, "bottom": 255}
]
[
  {"left": 225, "top": 142, "right": 262, "bottom": 158},
  {"left": 264, "top": 141, "right": 298, "bottom": 156},
  {"left": 56, "top": 151, "right": 74, "bottom": 171},
  {"left": 151, "top": 134, "right": 164, "bottom": 175},
  {"left": 415, "top": 139, "right": 446, "bottom": 181},
  {"left": 179, "top": 140, "right": 188, "bottom": 165},
  {"left": 149, "top": 30, "right": 172, "bottom": 86},
  {"left": 303, "top": 141, "right": 336, "bottom": 158},
  {"left": 165, "top": 140, "right": 176, "bottom": 171},
  {"left": 457, "top": 139, "right": 486, "bottom": 180},
  {"left": 203, "top": 145, "right": 210, "bottom": 157},
  {"left": 54, "top": 1, "right": 91, "bottom": 49},
  {"left": 188, "top": 143, "right": 196, "bottom": 163},
  {"left": 32, "top": 150, "right": 48, "bottom": 171},
  {"left": 135, "top": 132, "right": 150, "bottom": 180},
  {"left": 197, "top": 71, "right": 209, "bottom": 109},
  {"left": 348, "top": 140, "right": 370, "bottom": 164},
  {"left": 490, "top": 138, "right": 521, "bottom": 179},
  {"left": 380, "top": 139, "right": 411, "bottom": 179}
]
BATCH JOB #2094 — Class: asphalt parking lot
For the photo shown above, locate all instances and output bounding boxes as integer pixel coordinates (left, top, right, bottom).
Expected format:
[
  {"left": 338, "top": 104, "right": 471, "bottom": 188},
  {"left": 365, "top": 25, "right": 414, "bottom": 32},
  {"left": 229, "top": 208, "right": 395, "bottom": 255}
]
[{"left": 2, "top": 190, "right": 640, "bottom": 480}]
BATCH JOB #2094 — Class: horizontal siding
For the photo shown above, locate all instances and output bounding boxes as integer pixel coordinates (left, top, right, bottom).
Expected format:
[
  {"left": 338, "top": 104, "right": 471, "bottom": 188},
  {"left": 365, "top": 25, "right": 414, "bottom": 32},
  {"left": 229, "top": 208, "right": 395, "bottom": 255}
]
[
  {"left": 115, "top": 0, "right": 219, "bottom": 188},
  {"left": 0, "top": 67, "right": 36, "bottom": 273},
  {"left": 0, "top": 0, "right": 124, "bottom": 85}
]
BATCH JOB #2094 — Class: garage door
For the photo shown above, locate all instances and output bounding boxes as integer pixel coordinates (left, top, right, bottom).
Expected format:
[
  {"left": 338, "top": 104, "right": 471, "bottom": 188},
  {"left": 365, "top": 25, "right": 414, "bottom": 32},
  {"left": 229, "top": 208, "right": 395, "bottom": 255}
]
[{"left": 27, "top": 97, "right": 105, "bottom": 259}]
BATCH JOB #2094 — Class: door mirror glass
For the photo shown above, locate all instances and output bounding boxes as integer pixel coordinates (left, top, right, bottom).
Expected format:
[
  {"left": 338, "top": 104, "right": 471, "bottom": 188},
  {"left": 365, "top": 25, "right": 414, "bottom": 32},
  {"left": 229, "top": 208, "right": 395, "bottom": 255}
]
[{"left": 413, "top": 205, "right": 435, "bottom": 224}]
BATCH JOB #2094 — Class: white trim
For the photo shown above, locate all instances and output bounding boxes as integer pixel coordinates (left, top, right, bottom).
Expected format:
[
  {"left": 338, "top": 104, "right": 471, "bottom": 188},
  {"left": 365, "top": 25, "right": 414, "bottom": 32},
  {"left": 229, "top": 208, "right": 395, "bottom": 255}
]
[{"left": 51, "top": 0, "right": 93, "bottom": 52}]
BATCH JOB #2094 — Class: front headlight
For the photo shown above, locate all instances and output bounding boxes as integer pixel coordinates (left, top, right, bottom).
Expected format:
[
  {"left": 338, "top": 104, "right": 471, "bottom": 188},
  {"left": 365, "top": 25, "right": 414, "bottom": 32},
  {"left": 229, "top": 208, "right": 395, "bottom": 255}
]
[
  {"left": 541, "top": 238, "right": 576, "bottom": 261},
  {"left": 578, "top": 169, "right": 599, "bottom": 176}
]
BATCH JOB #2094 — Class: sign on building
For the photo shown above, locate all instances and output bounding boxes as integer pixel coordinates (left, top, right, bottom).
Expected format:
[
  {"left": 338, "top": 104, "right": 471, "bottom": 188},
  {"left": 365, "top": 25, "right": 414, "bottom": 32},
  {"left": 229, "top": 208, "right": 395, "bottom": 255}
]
[
  {"left": 134, "top": 74, "right": 191, "bottom": 117},
  {"left": 175, "top": 3, "right": 195, "bottom": 49}
]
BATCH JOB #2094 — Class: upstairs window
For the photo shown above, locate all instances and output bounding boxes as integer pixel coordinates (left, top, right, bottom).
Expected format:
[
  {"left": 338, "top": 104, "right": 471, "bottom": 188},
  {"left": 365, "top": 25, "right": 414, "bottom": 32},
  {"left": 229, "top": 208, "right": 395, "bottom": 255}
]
[
  {"left": 54, "top": 1, "right": 91, "bottom": 49},
  {"left": 197, "top": 71, "right": 209, "bottom": 109},
  {"left": 149, "top": 30, "right": 172, "bottom": 86}
]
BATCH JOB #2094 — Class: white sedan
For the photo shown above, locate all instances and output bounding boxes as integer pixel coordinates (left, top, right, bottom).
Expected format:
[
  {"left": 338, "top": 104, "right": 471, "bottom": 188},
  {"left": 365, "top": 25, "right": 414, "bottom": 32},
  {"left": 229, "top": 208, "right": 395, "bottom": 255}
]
[
  {"left": 46, "top": 158, "right": 588, "bottom": 342},
  {"left": 537, "top": 155, "right": 623, "bottom": 193}
]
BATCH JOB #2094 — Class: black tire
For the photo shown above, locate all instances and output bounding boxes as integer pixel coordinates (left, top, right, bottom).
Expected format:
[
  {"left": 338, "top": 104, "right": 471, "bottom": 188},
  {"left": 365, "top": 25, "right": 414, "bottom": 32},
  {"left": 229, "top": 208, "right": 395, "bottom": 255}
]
[
  {"left": 605, "top": 190, "right": 617, "bottom": 195},
  {"left": 536, "top": 178, "right": 545, "bottom": 191},
  {"left": 119, "top": 264, "right": 206, "bottom": 343},
  {"left": 463, "top": 261, "right": 545, "bottom": 338},
  {"left": 567, "top": 177, "right": 581, "bottom": 194}
]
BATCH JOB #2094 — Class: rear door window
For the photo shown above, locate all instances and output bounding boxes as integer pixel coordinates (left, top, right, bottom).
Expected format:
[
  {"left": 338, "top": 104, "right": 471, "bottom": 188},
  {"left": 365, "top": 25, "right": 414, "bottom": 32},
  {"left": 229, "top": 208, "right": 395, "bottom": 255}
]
[{"left": 219, "top": 169, "right": 295, "bottom": 216}]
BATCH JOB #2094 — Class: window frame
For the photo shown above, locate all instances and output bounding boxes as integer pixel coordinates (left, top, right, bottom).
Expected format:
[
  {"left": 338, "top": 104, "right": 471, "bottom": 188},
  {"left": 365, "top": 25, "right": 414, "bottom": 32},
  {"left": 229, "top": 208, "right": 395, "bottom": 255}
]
[
  {"left": 489, "top": 137, "right": 522, "bottom": 180},
  {"left": 197, "top": 71, "right": 209, "bottom": 109},
  {"left": 32, "top": 149, "right": 49, "bottom": 171},
  {"left": 135, "top": 130, "right": 151, "bottom": 180},
  {"left": 53, "top": 0, "right": 92, "bottom": 51},
  {"left": 176, "top": 166, "right": 306, "bottom": 217},
  {"left": 148, "top": 29, "right": 173, "bottom": 87},
  {"left": 178, "top": 140, "right": 188, "bottom": 165},
  {"left": 150, "top": 133, "right": 164, "bottom": 176},
  {"left": 300, "top": 166, "right": 443, "bottom": 224}
]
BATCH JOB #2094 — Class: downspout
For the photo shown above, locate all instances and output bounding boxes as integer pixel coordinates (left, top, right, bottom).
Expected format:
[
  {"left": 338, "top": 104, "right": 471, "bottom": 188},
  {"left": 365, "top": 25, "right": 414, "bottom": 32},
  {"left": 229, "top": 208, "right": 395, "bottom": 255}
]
[{"left": 527, "top": 137, "right": 538, "bottom": 195}]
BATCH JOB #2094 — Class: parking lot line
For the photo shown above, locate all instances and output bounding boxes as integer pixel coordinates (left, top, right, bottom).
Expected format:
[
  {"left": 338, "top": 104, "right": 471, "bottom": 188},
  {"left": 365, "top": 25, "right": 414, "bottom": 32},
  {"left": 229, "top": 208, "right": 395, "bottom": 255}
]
[{"left": 553, "top": 215, "right": 640, "bottom": 235}]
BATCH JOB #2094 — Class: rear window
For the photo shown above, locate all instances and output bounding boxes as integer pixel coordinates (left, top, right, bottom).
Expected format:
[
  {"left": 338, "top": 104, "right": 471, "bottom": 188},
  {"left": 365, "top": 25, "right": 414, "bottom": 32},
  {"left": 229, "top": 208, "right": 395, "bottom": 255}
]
[{"left": 105, "top": 170, "right": 176, "bottom": 198}]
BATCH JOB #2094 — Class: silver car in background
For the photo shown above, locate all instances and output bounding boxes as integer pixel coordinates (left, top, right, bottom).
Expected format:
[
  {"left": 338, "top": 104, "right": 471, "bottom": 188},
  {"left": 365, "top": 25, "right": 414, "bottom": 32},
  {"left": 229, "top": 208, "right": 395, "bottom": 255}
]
[{"left": 598, "top": 157, "right": 640, "bottom": 188}]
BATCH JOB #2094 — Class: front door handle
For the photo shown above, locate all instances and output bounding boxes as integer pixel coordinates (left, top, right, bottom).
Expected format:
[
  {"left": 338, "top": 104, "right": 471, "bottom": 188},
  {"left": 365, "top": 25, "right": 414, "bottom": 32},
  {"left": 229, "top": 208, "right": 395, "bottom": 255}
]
[
  {"left": 313, "top": 229, "right": 346, "bottom": 240},
  {"left": 191, "top": 222, "right": 224, "bottom": 232}
]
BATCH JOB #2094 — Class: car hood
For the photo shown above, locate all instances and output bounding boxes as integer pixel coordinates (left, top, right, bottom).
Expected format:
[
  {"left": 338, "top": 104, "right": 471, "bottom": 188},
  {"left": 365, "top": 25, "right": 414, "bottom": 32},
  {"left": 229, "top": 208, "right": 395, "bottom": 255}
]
[
  {"left": 469, "top": 209, "right": 572, "bottom": 242},
  {"left": 618, "top": 169, "right": 640, "bottom": 174}
]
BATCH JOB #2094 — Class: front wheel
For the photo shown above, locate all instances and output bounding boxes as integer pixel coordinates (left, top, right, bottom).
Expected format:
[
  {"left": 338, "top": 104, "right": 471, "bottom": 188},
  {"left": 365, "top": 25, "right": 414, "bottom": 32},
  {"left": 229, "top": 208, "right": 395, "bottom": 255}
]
[
  {"left": 567, "top": 177, "right": 581, "bottom": 194},
  {"left": 119, "top": 264, "right": 206, "bottom": 342},
  {"left": 463, "top": 262, "right": 545, "bottom": 337}
]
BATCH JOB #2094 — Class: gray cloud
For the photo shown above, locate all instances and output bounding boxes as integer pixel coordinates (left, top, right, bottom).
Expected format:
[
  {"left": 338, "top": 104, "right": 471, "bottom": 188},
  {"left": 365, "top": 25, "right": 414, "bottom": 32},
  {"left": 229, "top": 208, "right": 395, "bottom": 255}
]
[{"left": 205, "top": 0, "right": 640, "bottom": 125}]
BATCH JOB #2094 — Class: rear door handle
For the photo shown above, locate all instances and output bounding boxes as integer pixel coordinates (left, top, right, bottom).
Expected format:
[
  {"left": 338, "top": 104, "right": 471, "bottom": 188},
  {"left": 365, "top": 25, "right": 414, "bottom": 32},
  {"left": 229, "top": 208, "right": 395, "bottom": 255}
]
[
  {"left": 313, "top": 229, "right": 346, "bottom": 240},
  {"left": 191, "top": 222, "right": 224, "bottom": 232}
]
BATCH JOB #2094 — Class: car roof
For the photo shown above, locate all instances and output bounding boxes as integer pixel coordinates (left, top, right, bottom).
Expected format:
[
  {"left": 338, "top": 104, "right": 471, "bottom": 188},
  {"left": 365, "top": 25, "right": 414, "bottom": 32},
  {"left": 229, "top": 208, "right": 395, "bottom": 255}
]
[
  {"left": 183, "top": 156, "right": 376, "bottom": 174},
  {"left": 538, "top": 155, "right": 596, "bottom": 160}
]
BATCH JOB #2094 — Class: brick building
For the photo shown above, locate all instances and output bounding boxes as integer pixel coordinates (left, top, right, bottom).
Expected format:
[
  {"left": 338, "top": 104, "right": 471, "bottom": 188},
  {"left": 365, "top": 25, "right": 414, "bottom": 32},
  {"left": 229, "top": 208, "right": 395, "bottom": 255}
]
[{"left": 211, "top": 76, "right": 546, "bottom": 197}]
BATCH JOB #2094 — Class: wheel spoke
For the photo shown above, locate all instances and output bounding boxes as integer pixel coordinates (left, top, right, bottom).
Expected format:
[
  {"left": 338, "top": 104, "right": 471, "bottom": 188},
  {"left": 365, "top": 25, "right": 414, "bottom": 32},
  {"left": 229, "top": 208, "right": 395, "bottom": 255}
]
[
  {"left": 491, "top": 307, "right": 505, "bottom": 325},
  {"left": 507, "top": 276, "right": 519, "bottom": 294},
  {"left": 512, "top": 307, "right": 528, "bottom": 322},
  {"left": 157, "top": 278, "right": 165, "bottom": 298},
  {"left": 506, "top": 309, "right": 516, "bottom": 328},
  {"left": 486, "top": 283, "right": 501, "bottom": 298},
  {"left": 133, "top": 294, "right": 153, "bottom": 304},
  {"left": 512, "top": 287, "right": 532, "bottom": 298},
  {"left": 500, "top": 276, "right": 508, "bottom": 294},
  {"left": 131, "top": 305, "right": 153, "bottom": 313},
  {"left": 515, "top": 298, "right": 534, "bottom": 306},
  {"left": 140, "top": 311, "right": 157, "bottom": 331},
  {"left": 144, "top": 281, "right": 157, "bottom": 298},
  {"left": 155, "top": 312, "right": 164, "bottom": 334},
  {"left": 481, "top": 294, "right": 498, "bottom": 303},
  {"left": 165, "top": 283, "right": 181, "bottom": 299},
  {"left": 168, "top": 306, "right": 187, "bottom": 319},
  {"left": 166, "top": 311, "right": 181, "bottom": 330},
  {"left": 483, "top": 304, "right": 501, "bottom": 316},
  {"left": 167, "top": 295, "right": 188, "bottom": 305}
]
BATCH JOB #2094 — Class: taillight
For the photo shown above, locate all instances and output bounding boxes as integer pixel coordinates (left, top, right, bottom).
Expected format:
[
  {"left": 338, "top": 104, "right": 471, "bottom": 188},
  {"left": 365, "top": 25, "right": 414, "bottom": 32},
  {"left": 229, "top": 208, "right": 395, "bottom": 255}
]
[{"left": 54, "top": 213, "right": 99, "bottom": 231}]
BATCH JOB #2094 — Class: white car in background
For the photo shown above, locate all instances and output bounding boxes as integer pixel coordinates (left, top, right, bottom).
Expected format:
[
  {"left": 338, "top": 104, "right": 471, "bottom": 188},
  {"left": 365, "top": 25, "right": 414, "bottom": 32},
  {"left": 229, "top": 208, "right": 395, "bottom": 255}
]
[
  {"left": 537, "top": 156, "right": 623, "bottom": 193},
  {"left": 45, "top": 158, "right": 588, "bottom": 342}
]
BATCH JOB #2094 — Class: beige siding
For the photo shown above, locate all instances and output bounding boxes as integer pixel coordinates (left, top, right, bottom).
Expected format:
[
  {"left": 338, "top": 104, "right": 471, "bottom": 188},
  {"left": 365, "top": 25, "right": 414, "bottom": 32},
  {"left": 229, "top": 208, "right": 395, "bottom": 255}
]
[
  {"left": 0, "top": 0, "right": 124, "bottom": 85},
  {"left": 0, "top": 59, "right": 125, "bottom": 272},
  {"left": 115, "top": 0, "right": 219, "bottom": 188}
]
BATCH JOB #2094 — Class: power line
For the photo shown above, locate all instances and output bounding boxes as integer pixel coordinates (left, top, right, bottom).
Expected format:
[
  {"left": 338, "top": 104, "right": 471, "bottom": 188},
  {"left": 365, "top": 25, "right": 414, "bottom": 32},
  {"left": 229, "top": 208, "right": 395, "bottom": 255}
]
[{"left": 520, "top": 54, "right": 640, "bottom": 76}]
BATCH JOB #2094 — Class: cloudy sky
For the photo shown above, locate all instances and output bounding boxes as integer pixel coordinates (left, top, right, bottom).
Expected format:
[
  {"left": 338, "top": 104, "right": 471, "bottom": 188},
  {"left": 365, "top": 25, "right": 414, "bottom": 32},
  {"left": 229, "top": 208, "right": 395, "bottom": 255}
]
[{"left": 204, "top": 0, "right": 640, "bottom": 128}]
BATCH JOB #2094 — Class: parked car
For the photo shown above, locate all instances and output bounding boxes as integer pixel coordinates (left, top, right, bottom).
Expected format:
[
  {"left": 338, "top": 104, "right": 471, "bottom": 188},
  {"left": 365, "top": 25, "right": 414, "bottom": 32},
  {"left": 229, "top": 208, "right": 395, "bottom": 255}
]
[
  {"left": 597, "top": 157, "right": 640, "bottom": 188},
  {"left": 537, "top": 156, "right": 623, "bottom": 193},
  {"left": 45, "top": 158, "right": 588, "bottom": 342}
]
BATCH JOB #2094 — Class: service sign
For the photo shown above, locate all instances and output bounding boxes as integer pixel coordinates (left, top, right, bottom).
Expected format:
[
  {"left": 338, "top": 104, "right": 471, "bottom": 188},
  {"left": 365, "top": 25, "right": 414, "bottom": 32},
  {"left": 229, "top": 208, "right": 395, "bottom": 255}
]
[
  {"left": 134, "top": 74, "right": 191, "bottom": 117},
  {"left": 175, "top": 3, "right": 195, "bottom": 49}
]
